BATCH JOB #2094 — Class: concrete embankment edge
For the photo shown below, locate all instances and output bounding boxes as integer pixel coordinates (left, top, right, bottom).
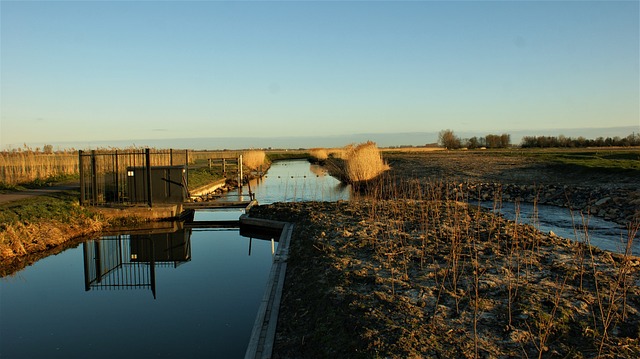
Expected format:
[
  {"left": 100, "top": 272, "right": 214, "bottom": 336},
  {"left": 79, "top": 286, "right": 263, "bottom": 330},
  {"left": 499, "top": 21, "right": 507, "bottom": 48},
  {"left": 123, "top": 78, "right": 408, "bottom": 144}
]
[
  {"left": 243, "top": 216, "right": 293, "bottom": 359},
  {"left": 189, "top": 178, "right": 228, "bottom": 198}
]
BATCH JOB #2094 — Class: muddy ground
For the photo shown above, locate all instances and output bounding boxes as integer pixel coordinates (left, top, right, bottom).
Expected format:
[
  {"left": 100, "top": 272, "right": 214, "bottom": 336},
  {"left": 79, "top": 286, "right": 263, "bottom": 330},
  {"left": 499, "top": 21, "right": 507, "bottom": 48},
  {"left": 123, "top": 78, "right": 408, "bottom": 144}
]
[{"left": 248, "top": 151, "right": 640, "bottom": 358}]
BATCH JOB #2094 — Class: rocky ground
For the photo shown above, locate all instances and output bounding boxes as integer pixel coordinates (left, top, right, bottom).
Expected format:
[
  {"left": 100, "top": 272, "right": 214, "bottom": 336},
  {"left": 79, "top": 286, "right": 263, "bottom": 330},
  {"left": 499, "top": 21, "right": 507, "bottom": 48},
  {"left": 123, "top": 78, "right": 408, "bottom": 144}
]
[
  {"left": 382, "top": 151, "right": 639, "bottom": 225},
  {"left": 247, "top": 151, "right": 640, "bottom": 358}
]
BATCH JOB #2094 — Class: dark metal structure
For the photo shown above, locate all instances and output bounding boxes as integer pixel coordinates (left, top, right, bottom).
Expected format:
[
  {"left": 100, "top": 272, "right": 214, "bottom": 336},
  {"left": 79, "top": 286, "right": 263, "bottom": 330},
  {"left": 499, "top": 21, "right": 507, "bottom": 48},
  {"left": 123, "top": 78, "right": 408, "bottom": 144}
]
[{"left": 78, "top": 148, "right": 189, "bottom": 206}]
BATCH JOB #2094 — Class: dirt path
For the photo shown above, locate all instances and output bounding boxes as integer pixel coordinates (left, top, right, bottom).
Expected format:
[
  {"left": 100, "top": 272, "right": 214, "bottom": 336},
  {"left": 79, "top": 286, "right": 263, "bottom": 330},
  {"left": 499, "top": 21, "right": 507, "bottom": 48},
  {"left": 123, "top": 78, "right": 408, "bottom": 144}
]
[{"left": 0, "top": 184, "right": 80, "bottom": 204}]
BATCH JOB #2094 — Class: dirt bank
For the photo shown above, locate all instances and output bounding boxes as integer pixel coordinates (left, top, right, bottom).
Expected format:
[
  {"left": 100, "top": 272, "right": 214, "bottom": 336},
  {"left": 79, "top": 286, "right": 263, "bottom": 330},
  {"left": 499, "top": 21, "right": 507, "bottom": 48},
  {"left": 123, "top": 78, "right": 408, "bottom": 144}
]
[
  {"left": 249, "top": 200, "right": 640, "bottom": 358},
  {"left": 382, "top": 151, "right": 639, "bottom": 225},
  {"left": 247, "top": 151, "right": 639, "bottom": 358}
]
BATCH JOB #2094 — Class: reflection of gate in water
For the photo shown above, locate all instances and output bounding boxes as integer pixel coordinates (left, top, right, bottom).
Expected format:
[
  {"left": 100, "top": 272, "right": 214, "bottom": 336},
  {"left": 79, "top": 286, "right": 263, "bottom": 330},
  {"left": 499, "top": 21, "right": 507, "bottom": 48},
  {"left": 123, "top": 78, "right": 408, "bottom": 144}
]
[{"left": 83, "top": 229, "right": 192, "bottom": 299}]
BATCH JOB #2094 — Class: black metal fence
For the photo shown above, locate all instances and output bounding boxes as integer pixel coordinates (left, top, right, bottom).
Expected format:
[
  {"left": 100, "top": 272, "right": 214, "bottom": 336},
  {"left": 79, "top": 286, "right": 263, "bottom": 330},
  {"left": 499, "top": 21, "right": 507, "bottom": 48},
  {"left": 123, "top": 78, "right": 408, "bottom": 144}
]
[{"left": 78, "top": 148, "right": 189, "bottom": 206}]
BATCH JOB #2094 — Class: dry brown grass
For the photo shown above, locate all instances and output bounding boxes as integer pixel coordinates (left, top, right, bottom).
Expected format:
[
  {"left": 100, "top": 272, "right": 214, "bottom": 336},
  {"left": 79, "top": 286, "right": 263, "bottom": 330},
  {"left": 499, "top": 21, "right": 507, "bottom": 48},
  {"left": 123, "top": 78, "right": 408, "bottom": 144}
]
[
  {"left": 325, "top": 141, "right": 390, "bottom": 183},
  {"left": 242, "top": 150, "right": 268, "bottom": 170},
  {"left": 381, "top": 147, "right": 445, "bottom": 153},
  {"left": 0, "top": 151, "right": 78, "bottom": 185},
  {"left": 309, "top": 148, "right": 329, "bottom": 162}
]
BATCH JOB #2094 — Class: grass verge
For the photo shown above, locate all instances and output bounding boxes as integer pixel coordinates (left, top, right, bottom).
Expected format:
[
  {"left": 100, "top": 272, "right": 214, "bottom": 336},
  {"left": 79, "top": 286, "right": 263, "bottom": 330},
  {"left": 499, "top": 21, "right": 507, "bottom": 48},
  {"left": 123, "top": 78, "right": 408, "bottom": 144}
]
[{"left": 0, "top": 191, "right": 105, "bottom": 261}]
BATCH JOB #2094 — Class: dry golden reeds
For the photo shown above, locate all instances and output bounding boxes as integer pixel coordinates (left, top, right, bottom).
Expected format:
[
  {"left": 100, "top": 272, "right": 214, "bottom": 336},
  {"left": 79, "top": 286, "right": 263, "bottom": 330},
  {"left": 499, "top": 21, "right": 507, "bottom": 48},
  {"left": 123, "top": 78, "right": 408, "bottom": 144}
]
[
  {"left": 327, "top": 141, "right": 390, "bottom": 183},
  {"left": 0, "top": 151, "right": 78, "bottom": 185},
  {"left": 309, "top": 148, "right": 329, "bottom": 162},
  {"left": 242, "top": 150, "right": 267, "bottom": 170}
]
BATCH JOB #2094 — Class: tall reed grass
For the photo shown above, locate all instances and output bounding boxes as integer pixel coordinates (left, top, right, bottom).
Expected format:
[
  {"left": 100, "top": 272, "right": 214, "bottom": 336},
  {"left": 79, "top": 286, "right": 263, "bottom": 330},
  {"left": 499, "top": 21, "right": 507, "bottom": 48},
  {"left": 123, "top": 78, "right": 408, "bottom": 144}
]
[
  {"left": 309, "top": 148, "right": 329, "bottom": 162},
  {"left": 326, "top": 141, "right": 390, "bottom": 183},
  {"left": 0, "top": 151, "right": 78, "bottom": 186},
  {"left": 242, "top": 150, "right": 268, "bottom": 170}
]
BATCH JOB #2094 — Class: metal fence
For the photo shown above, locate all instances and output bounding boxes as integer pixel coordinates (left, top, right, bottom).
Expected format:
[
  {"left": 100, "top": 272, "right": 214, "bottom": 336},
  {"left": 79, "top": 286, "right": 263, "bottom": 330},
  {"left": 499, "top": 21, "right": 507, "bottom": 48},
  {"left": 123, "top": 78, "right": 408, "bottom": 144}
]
[{"left": 78, "top": 148, "right": 189, "bottom": 206}]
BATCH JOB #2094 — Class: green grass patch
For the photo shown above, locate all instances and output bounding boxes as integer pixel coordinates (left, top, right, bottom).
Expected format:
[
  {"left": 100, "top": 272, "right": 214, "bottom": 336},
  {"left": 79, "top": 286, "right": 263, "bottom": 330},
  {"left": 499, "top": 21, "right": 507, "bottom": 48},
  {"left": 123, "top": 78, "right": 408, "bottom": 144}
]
[
  {"left": 266, "top": 150, "right": 310, "bottom": 162},
  {"left": 187, "top": 167, "right": 224, "bottom": 190},
  {"left": 497, "top": 148, "right": 640, "bottom": 172},
  {"left": 0, "top": 173, "right": 80, "bottom": 192},
  {"left": 0, "top": 190, "right": 94, "bottom": 229}
]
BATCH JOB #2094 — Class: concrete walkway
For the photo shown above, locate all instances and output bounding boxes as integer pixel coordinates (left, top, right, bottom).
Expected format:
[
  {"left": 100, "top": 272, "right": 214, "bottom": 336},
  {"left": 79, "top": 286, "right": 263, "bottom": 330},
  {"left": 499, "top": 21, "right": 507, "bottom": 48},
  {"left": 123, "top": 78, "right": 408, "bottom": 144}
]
[{"left": 0, "top": 184, "right": 80, "bottom": 204}]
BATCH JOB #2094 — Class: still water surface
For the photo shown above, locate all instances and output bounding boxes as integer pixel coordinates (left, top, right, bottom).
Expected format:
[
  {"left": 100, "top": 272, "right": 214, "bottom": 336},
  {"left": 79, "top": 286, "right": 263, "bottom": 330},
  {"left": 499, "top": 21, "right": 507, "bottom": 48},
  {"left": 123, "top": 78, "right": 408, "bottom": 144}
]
[
  {"left": 0, "top": 159, "right": 347, "bottom": 359},
  {"left": 482, "top": 201, "right": 639, "bottom": 256}
]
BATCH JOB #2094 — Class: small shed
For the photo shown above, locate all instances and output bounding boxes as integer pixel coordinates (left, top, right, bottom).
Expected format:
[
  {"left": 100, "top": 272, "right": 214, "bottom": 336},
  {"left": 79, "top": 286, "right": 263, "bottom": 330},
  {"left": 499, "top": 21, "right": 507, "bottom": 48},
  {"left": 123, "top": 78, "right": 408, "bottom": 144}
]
[{"left": 127, "top": 165, "right": 188, "bottom": 204}]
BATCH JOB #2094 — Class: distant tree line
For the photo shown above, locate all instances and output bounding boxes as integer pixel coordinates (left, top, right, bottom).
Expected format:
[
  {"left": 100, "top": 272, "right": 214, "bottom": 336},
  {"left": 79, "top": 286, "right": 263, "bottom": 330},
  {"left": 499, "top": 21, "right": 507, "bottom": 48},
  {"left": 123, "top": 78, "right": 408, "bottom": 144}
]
[
  {"left": 439, "top": 130, "right": 640, "bottom": 149},
  {"left": 520, "top": 133, "right": 640, "bottom": 148},
  {"left": 438, "top": 129, "right": 511, "bottom": 150}
]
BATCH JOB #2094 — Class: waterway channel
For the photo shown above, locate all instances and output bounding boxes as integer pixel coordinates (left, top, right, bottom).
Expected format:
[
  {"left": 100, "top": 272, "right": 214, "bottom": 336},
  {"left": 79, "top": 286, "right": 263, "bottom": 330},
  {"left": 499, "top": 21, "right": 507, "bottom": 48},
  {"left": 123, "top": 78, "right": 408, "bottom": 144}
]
[{"left": 0, "top": 159, "right": 348, "bottom": 359}]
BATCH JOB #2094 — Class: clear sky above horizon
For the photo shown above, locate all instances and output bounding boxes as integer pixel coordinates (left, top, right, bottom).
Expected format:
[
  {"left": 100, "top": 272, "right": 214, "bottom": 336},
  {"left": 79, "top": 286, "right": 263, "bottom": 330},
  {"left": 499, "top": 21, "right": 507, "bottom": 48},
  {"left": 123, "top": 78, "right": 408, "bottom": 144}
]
[{"left": 1, "top": 0, "right": 639, "bottom": 148}]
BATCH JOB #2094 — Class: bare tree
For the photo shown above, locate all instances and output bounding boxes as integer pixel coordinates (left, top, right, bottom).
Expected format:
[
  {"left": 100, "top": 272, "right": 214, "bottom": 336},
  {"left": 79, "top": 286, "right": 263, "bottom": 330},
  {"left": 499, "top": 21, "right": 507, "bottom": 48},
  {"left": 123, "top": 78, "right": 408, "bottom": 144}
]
[{"left": 438, "top": 129, "right": 461, "bottom": 149}]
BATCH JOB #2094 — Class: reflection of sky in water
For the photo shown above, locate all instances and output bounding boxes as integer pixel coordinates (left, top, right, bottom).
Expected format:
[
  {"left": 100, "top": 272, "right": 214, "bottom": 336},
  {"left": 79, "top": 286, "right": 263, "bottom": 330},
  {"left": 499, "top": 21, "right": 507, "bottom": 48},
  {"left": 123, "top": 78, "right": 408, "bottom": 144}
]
[
  {"left": 193, "top": 208, "right": 245, "bottom": 221},
  {"left": 0, "top": 161, "right": 351, "bottom": 358},
  {"left": 481, "top": 201, "right": 639, "bottom": 256},
  {"left": 0, "top": 228, "right": 276, "bottom": 358},
  {"left": 242, "top": 159, "right": 350, "bottom": 204}
]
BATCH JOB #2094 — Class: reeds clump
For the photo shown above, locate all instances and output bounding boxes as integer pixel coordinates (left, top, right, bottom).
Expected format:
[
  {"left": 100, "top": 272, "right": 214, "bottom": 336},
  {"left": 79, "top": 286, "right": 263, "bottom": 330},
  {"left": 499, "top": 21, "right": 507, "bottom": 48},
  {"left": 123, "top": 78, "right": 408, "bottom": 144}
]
[
  {"left": 309, "top": 148, "right": 329, "bottom": 162},
  {"left": 242, "top": 150, "right": 267, "bottom": 170},
  {"left": 326, "top": 141, "right": 390, "bottom": 183}
]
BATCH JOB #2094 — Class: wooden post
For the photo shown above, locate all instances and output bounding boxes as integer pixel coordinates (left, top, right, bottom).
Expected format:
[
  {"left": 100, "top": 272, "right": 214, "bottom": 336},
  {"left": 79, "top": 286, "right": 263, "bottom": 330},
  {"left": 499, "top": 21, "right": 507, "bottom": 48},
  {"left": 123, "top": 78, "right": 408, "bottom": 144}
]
[
  {"left": 208, "top": 158, "right": 211, "bottom": 170},
  {"left": 239, "top": 154, "right": 243, "bottom": 185},
  {"left": 145, "top": 148, "right": 153, "bottom": 207},
  {"left": 222, "top": 158, "right": 226, "bottom": 175},
  {"left": 78, "top": 150, "right": 85, "bottom": 205}
]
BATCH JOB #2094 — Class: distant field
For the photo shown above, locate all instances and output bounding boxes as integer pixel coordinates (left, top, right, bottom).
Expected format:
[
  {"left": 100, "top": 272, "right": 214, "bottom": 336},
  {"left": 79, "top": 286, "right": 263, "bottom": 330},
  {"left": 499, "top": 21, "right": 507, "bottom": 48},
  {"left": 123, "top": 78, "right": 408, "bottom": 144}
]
[
  {"left": 495, "top": 147, "right": 640, "bottom": 171},
  {"left": 383, "top": 146, "right": 640, "bottom": 172},
  {"left": 381, "top": 147, "right": 445, "bottom": 153}
]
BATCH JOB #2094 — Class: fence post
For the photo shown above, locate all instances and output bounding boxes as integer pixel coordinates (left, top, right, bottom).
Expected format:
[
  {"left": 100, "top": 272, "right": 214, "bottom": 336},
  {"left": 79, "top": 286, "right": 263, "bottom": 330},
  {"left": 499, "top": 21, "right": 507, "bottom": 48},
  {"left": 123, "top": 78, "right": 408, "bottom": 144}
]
[
  {"left": 91, "top": 150, "right": 98, "bottom": 205},
  {"left": 145, "top": 148, "right": 153, "bottom": 207},
  {"left": 114, "top": 150, "right": 119, "bottom": 203},
  {"left": 79, "top": 150, "right": 85, "bottom": 205},
  {"left": 238, "top": 154, "right": 243, "bottom": 185}
]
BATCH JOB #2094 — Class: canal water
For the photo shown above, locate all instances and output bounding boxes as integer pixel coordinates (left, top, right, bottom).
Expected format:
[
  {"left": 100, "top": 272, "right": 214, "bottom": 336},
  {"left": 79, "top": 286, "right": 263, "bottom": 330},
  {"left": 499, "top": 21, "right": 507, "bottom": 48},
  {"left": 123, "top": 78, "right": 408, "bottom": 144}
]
[
  {"left": 481, "top": 201, "right": 639, "bottom": 256},
  {"left": 0, "top": 159, "right": 348, "bottom": 359},
  {"left": 219, "top": 159, "right": 351, "bottom": 203}
]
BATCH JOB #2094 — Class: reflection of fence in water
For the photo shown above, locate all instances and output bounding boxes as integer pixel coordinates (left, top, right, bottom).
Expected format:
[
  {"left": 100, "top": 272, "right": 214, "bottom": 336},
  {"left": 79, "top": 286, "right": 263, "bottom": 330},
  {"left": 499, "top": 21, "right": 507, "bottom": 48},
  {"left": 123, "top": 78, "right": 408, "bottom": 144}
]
[
  {"left": 83, "top": 230, "right": 191, "bottom": 298},
  {"left": 83, "top": 235, "right": 155, "bottom": 294}
]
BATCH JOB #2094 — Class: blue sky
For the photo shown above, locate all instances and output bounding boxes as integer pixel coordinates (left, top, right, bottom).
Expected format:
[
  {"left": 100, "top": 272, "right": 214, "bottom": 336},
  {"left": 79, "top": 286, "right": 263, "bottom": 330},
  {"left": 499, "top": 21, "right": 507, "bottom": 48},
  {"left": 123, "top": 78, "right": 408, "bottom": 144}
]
[{"left": 1, "top": 0, "right": 638, "bottom": 148}]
